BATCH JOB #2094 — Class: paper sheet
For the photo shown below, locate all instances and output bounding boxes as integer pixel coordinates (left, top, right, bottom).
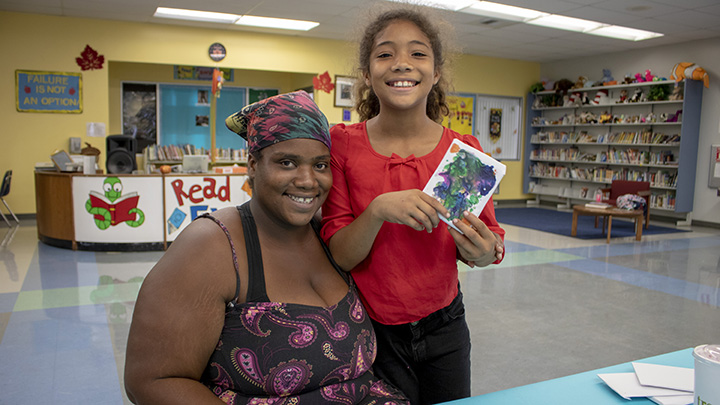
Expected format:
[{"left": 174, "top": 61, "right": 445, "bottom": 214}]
[
  {"left": 632, "top": 362, "right": 694, "bottom": 392},
  {"left": 597, "top": 373, "right": 690, "bottom": 400},
  {"left": 649, "top": 395, "right": 694, "bottom": 405}
]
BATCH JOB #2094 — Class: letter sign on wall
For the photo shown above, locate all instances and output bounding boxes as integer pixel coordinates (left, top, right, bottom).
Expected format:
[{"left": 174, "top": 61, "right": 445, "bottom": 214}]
[{"left": 16, "top": 70, "right": 83, "bottom": 113}]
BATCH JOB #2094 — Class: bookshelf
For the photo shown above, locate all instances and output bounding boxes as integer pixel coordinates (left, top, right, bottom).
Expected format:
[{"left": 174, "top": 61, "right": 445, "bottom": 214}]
[{"left": 523, "top": 79, "right": 703, "bottom": 222}]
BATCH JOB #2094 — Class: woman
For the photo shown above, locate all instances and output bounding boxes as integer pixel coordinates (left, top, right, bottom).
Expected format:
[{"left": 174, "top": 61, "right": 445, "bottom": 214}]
[{"left": 124, "top": 91, "right": 408, "bottom": 404}]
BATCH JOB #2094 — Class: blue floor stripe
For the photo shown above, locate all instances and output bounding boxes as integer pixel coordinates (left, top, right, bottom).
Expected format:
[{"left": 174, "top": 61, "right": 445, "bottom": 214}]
[
  {"left": 557, "top": 258, "right": 719, "bottom": 308},
  {"left": 556, "top": 236, "right": 720, "bottom": 258},
  {"left": 22, "top": 243, "right": 100, "bottom": 291}
]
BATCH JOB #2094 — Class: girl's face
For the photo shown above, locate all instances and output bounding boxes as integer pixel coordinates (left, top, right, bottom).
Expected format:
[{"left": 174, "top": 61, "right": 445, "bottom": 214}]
[
  {"left": 364, "top": 19, "right": 439, "bottom": 115},
  {"left": 248, "top": 138, "right": 331, "bottom": 228}
]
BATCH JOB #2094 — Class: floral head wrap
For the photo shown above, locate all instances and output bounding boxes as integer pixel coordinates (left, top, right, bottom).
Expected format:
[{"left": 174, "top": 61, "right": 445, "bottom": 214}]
[{"left": 225, "top": 90, "right": 331, "bottom": 154}]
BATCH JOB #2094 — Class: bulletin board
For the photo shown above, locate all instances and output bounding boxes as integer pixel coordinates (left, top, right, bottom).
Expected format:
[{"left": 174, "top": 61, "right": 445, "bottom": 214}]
[
  {"left": 16, "top": 70, "right": 82, "bottom": 113},
  {"left": 473, "top": 94, "right": 522, "bottom": 160}
]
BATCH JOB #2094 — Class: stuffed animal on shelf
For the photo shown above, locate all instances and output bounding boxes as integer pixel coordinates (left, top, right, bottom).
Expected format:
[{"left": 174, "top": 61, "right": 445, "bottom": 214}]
[
  {"left": 601, "top": 68, "right": 614, "bottom": 84},
  {"left": 670, "top": 62, "right": 710, "bottom": 88},
  {"left": 568, "top": 92, "right": 582, "bottom": 106},
  {"left": 629, "top": 88, "right": 644, "bottom": 103},
  {"left": 623, "top": 75, "right": 634, "bottom": 84},
  {"left": 599, "top": 111, "right": 613, "bottom": 124},
  {"left": 572, "top": 76, "right": 588, "bottom": 89},
  {"left": 592, "top": 89, "right": 610, "bottom": 105},
  {"left": 581, "top": 92, "right": 590, "bottom": 105},
  {"left": 554, "top": 78, "right": 575, "bottom": 95},
  {"left": 634, "top": 72, "right": 646, "bottom": 83},
  {"left": 644, "top": 69, "right": 656, "bottom": 82},
  {"left": 667, "top": 109, "right": 682, "bottom": 123},
  {"left": 616, "top": 89, "right": 628, "bottom": 103},
  {"left": 669, "top": 85, "right": 683, "bottom": 101}
]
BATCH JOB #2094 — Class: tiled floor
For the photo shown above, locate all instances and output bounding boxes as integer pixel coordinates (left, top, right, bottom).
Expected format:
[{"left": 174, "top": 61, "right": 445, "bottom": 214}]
[{"left": 1, "top": 211, "right": 719, "bottom": 404}]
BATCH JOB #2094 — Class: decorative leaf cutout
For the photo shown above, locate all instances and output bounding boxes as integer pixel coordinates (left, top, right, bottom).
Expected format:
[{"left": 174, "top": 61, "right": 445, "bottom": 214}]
[
  {"left": 313, "top": 71, "right": 334, "bottom": 94},
  {"left": 76, "top": 45, "right": 105, "bottom": 71}
]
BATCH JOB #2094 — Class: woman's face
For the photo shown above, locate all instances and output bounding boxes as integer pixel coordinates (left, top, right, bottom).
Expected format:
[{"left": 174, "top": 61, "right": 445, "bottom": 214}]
[
  {"left": 364, "top": 19, "right": 439, "bottom": 115},
  {"left": 248, "top": 138, "right": 331, "bottom": 227}
]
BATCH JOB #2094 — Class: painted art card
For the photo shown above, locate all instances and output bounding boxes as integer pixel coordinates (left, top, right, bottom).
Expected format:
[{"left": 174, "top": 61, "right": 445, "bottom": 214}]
[{"left": 423, "top": 139, "right": 506, "bottom": 233}]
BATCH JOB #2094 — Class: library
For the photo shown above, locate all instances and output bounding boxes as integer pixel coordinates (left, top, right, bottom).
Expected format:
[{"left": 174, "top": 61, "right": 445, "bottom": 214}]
[{"left": 1, "top": 1, "right": 719, "bottom": 404}]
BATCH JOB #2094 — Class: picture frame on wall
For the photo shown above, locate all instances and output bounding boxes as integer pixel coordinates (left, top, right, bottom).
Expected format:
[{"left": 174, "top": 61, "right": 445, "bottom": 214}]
[{"left": 334, "top": 75, "right": 355, "bottom": 108}]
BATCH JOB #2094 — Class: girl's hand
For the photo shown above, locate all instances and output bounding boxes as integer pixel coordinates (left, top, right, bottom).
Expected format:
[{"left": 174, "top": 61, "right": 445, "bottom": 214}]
[
  {"left": 448, "top": 210, "right": 504, "bottom": 268},
  {"left": 371, "top": 189, "right": 449, "bottom": 233}
]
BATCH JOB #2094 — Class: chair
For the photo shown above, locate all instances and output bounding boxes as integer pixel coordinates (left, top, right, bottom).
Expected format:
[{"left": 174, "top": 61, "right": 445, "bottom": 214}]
[
  {"left": 600, "top": 180, "right": 651, "bottom": 229},
  {"left": 1, "top": 170, "right": 19, "bottom": 227}
]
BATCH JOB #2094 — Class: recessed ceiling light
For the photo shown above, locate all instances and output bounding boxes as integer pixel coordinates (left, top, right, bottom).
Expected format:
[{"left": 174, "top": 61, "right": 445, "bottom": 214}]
[
  {"left": 527, "top": 14, "right": 604, "bottom": 33},
  {"left": 153, "top": 7, "right": 239, "bottom": 24},
  {"left": 234, "top": 15, "right": 319, "bottom": 31}
]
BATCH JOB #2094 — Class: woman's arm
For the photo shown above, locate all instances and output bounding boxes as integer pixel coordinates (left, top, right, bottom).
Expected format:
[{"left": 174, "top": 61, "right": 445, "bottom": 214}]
[{"left": 124, "top": 218, "right": 238, "bottom": 404}]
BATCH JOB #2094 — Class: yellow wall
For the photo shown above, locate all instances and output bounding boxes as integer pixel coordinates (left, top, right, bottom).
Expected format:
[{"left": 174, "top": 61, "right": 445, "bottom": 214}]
[{"left": 1, "top": 11, "right": 539, "bottom": 214}]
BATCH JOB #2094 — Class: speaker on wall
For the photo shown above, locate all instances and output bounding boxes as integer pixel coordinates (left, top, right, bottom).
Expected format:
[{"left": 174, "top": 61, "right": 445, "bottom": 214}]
[{"left": 106, "top": 135, "right": 137, "bottom": 174}]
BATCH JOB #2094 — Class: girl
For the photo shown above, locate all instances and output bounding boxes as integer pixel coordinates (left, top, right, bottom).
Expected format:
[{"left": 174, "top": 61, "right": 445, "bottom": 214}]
[{"left": 321, "top": 6, "right": 505, "bottom": 405}]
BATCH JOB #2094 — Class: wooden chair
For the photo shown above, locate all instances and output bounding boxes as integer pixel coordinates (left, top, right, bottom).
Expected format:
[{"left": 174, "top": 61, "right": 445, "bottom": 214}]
[
  {"left": 0, "top": 170, "right": 19, "bottom": 227},
  {"left": 600, "top": 180, "right": 651, "bottom": 229}
]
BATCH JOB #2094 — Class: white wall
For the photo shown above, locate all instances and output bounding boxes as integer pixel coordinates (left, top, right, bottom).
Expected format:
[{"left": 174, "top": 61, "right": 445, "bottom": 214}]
[{"left": 540, "top": 36, "right": 720, "bottom": 225}]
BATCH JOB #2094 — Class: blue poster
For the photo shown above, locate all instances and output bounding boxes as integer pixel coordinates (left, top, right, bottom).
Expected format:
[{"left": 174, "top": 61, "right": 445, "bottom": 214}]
[{"left": 16, "top": 70, "right": 83, "bottom": 113}]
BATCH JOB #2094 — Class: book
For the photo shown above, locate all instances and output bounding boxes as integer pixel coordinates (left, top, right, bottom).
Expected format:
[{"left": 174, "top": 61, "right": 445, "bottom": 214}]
[
  {"left": 422, "top": 139, "right": 506, "bottom": 234},
  {"left": 88, "top": 191, "right": 140, "bottom": 225},
  {"left": 585, "top": 202, "right": 611, "bottom": 209}
]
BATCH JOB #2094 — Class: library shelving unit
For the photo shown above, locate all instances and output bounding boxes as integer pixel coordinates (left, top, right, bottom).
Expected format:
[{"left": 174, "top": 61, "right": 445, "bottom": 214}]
[{"left": 523, "top": 79, "right": 703, "bottom": 225}]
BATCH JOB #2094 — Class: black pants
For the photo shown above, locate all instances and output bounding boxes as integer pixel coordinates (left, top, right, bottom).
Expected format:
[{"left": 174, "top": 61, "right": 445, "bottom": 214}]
[{"left": 371, "top": 289, "right": 471, "bottom": 405}]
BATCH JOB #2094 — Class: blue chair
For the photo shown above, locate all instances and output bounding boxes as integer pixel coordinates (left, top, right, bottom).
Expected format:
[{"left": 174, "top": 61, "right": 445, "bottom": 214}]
[{"left": 1, "top": 170, "right": 19, "bottom": 227}]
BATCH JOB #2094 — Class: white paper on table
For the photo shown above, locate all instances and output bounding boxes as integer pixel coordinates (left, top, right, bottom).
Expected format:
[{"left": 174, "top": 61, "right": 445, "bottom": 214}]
[
  {"left": 649, "top": 395, "right": 694, "bottom": 405},
  {"left": 632, "top": 362, "right": 694, "bottom": 392},
  {"left": 598, "top": 373, "right": 690, "bottom": 400}
]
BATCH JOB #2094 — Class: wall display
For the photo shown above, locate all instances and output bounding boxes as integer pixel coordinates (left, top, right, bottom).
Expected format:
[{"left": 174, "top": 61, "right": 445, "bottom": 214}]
[
  {"left": 524, "top": 80, "right": 703, "bottom": 216},
  {"left": 334, "top": 75, "right": 355, "bottom": 108},
  {"left": 75, "top": 44, "right": 104, "bottom": 71},
  {"left": 164, "top": 175, "right": 251, "bottom": 240},
  {"left": 248, "top": 88, "right": 279, "bottom": 104},
  {"left": 73, "top": 176, "right": 163, "bottom": 243},
  {"left": 208, "top": 42, "right": 226, "bottom": 62},
  {"left": 442, "top": 96, "right": 473, "bottom": 135},
  {"left": 16, "top": 70, "right": 82, "bottom": 113},
  {"left": 475, "top": 95, "right": 521, "bottom": 160},
  {"left": 122, "top": 82, "right": 157, "bottom": 153},
  {"left": 174, "top": 65, "right": 233, "bottom": 81}
]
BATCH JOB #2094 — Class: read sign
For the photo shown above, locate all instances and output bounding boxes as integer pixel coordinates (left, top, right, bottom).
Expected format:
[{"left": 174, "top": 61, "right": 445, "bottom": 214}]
[{"left": 16, "top": 70, "right": 82, "bottom": 113}]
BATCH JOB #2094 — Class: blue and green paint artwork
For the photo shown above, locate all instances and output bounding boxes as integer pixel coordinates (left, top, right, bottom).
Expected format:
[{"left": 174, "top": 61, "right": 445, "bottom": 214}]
[{"left": 423, "top": 139, "right": 506, "bottom": 233}]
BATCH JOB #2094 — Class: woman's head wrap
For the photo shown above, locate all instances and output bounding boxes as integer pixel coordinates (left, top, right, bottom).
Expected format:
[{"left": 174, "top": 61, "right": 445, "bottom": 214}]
[{"left": 225, "top": 90, "right": 331, "bottom": 154}]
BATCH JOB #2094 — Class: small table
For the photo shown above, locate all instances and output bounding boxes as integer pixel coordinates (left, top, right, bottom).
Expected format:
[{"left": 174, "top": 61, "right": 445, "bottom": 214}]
[{"left": 572, "top": 205, "right": 644, "bottom": 243}]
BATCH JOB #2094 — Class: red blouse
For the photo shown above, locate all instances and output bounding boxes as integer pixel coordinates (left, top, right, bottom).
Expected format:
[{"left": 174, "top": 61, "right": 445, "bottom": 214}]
[{"left": 321, "top": 122, "right": 505, "bottom": 325}]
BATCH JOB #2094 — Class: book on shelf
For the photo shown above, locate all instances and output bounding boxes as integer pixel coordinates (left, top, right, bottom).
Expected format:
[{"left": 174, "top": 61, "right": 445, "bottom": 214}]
[
  {"left": 585, "top": 202, "right": 611, "bottom": 209},
  {"left": 422, "top": 139, "right": 506, "bottom": 234}
]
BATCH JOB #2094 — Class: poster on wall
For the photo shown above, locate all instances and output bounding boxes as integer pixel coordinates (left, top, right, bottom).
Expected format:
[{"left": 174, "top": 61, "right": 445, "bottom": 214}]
[
  {"left": 174, "top": 66, "right": 233, "bottom": 82},
  {"left": 489, "top": 108, "right": 502, "bottom": 143},
  {"left": 248, "top": 88, "right": 280, "bottom": 104},
  {"left": 73, "top": 176, "right": 163, "bottom": 243},
  {"left": 442, "top": 96, "right": 474, "bottom": 135},
  {"left": 164, "top": 175, "right": 252, "bottom": 241},
  {"left": 16, "top": 70, "right": 82, "bottom": 113}
]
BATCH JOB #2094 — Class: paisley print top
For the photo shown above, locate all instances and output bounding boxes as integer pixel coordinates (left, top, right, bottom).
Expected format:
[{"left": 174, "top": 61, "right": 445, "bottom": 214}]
[{"left": 199, "top": 203, "right": 408, "bottom": 405}]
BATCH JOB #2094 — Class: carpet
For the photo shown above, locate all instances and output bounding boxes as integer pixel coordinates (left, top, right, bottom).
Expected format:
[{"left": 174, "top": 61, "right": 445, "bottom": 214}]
[{"left": 494, "top": 207, "right": 688, "bottom": 239}]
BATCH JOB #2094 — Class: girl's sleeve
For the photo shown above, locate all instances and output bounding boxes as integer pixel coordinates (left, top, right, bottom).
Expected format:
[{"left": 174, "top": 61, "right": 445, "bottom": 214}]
[
  {"left": 321, "top": 124, "right": 355, "bottom": 243},
  {"left": 461, "top": 134, "right": 506, "bottom": 244}
]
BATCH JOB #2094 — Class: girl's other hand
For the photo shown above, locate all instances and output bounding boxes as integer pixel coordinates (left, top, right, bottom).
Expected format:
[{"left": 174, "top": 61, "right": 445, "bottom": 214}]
[
  {"left": 371, "top": 189, "right": 449, "bottom": 233},
  {"left": 449, "top": 210, "right": 504, "bottom": 267}
]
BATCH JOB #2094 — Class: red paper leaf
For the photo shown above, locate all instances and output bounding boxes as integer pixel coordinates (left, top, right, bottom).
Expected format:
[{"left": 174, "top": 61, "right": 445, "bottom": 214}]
[
  {"left": 76, "top": 45, "right": 105, "bottom": 71},
  {"left": 313, "top": 71, "right": 334, "bottom": 94}
]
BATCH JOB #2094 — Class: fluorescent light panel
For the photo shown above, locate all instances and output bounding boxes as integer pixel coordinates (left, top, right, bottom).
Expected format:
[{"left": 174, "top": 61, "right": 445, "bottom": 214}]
[
  {"left": 386, "top": 0, "right": 476, "bottom": 11},
  {"left": 153, "top": 7, "right": 319, "bottom": 31},
  {"left": 235, "top": 15, "right": 319, "bottom": 31},
  {"left": 463, "top": 2, "right": 547, "bottom": 22},
  {"left": 154, "top": 7, "right": 239, "bottom": 24},
  {"left": 385, "top": 1, "right": 663, "bottom": 41}
]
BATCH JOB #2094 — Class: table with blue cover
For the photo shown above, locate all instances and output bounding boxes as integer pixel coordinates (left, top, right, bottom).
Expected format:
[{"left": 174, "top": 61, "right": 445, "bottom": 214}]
[{"left": 443, "top": 348, "right": 694, "bottom": 405}]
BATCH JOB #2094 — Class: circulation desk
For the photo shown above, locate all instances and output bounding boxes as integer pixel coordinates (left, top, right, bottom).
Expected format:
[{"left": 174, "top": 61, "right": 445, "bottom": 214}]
[{"left": 34, "top": 170, "right": 250, "bottom": 251}]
